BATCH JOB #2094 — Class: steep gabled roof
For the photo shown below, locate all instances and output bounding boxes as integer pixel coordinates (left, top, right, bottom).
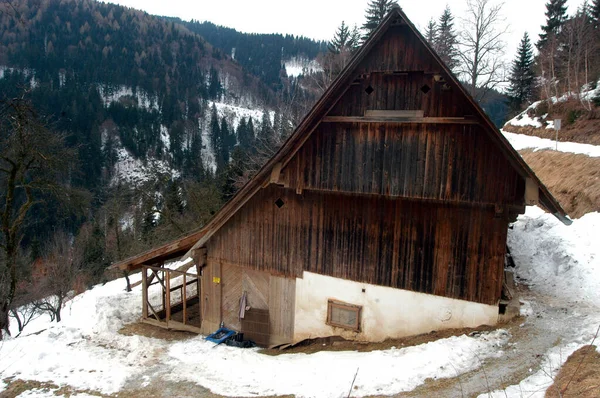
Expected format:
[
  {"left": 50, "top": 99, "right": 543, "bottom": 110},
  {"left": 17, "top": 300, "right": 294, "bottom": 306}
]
[
  {"left": 113, "top": 7, "right": 570, "bottom": 271},
  {"left": 181, "top": 7, "right": 569, "bottom": 256}
]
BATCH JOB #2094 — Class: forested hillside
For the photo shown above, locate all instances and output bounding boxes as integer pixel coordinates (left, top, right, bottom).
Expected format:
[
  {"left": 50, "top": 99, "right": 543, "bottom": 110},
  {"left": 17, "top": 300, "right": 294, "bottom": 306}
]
[
  {"left": 0, "top": 0, "right": 324, "bottom": 311},
  {"left": 179, "top": 20, "right": 327, "bottom": 89}
]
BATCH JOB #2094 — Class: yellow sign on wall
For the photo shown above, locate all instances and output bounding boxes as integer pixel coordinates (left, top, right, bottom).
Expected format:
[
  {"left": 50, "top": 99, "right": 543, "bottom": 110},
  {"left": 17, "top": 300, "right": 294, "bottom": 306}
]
[{"left": 213, "top": 276, "right": 221, "bottom": 284}]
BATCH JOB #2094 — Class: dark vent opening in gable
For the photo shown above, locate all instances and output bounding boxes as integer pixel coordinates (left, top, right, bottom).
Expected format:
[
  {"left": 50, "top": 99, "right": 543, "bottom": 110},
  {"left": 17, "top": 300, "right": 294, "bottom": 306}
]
[
  {"left": 275, "top": 198, "right": 285, "bottom": 208},
  {"left": 365, "top": 85, "right": 374, "bottom": 95},
  {"left": 420, "top": 84, "right": 431, "bottom": 94}
]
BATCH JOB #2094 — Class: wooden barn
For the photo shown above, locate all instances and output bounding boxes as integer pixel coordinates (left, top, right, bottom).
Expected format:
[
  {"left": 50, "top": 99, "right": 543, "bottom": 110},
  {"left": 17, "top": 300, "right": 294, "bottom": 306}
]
[{"left": 114, "top": 7, "right": 570, "bottom": 347}]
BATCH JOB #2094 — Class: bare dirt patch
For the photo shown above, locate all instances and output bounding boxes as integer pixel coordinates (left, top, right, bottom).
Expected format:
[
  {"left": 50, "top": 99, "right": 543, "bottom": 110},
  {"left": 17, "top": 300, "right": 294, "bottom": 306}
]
[
  {"left": 545, "top": 345, "right": 600, "bottom": 398},
  {"left": 262, "top": 323, "right": 508, "bottom": 356},
  {"left": 519, "top": 149, "right": 600, "bottom": 218},
  {"left": 119, "top": 321, "right": 197, "bottom": 341},
  {"left": 0, "top": 378, "right": 105, "bottom": 397}
]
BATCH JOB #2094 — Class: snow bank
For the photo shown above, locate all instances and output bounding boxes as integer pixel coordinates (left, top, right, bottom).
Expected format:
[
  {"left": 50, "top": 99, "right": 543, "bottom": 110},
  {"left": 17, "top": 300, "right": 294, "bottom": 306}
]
[
  {"left": 502, "top": 130, "right": 600, "bottom": 157},
  {"left": 168, "top": 330, "right": 510, "bottom": 397},
  {"left": 1, "top": 279, "right": 155, "bottom": 395},
  {"left": 481, "top": 206, "right": 600, "bottom": 397},
  {"left": 509, "top": 207, "right": 600, "bottom": 305}
]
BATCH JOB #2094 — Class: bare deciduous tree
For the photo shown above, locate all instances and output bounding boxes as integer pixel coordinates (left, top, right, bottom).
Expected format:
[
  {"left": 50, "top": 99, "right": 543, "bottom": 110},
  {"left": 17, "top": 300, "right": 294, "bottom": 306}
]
[
  {"left": 0, "top": 96, "right": 84, "bottom": 339},
  {"left": 36, "top": 231, "right": 83, "bottom": 323},
  {"left": 457, "top": 0, "right": 508, "bottom": 101}
]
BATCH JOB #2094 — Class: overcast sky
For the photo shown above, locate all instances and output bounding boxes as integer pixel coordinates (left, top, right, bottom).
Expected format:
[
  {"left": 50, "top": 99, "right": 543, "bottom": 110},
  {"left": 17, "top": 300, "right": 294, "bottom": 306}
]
[{"left": 105, "top": 0, "right": 586, "bottom": 60}]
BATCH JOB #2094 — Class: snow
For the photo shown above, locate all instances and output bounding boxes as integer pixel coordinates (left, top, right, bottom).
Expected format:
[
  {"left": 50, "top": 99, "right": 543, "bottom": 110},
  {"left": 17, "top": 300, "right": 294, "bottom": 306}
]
[
  {"left": 111, "top": 147, "right": 179, "bottom": 186},
  {"left": 504, "top": 80, "right": 600, "bottom": 130},
  {"left": 97, "top": 85, "right": 158, "bottom": 111},
  {"left": 509, "top": 207, "right": 600, "bottom": 308},
  {"left": 506, "top": 101, "right": 545, "bottom": 128},
  {"left": 502, "top": 130, "right": 600, "bottom": 157},
  {"left": 0, "top": 269, "right": 510, "bottom": 397},
  {"left": 284, "top": 56, "right": 322, "bottom": 77},
  {"left": 2, "top": 209, "right": 600, "bottom": 397},
  {"left": 480, "top": 207, "right": 600, "bottom": 398},
  {"left": 168, "top": 330, "right": 509, "bottom": 397}
]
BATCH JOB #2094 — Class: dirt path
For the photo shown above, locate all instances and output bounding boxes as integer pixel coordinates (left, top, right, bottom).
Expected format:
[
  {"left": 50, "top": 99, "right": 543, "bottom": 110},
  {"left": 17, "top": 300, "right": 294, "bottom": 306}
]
[{"left": 398, "top": 284, "right": 599, "bottom": 398}]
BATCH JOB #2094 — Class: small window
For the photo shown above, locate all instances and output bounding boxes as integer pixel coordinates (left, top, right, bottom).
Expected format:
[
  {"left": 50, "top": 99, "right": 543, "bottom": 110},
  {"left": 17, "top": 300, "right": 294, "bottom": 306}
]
[
  {"left": 365, "top": 85, "right": 374, "bottom": 95},
  {"left": 326, "top": 300, "right": 361, "bottom": 332}
]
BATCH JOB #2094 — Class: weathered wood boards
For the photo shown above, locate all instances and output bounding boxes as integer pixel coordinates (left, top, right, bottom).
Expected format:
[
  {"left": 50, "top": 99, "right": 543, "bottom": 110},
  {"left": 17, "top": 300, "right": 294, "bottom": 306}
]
[{"left": 207, "top": 186, "right": 507, "bottom": 306}]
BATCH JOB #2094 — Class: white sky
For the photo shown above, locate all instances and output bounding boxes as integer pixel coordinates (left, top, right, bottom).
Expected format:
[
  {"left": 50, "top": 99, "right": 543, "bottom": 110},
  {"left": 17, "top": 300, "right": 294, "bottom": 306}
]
[{"left": 105, "top": 0, "right": 586, "bottom": 60}]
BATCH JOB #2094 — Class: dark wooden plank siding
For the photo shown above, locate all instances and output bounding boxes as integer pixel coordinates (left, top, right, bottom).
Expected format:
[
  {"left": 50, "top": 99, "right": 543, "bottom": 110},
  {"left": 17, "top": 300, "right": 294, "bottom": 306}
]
[
  {"left": 206, "top": 186, "right": 507, "bottom": 306},
  {"left": 281, "top": 123, "right": 525, "bottom": 205}
]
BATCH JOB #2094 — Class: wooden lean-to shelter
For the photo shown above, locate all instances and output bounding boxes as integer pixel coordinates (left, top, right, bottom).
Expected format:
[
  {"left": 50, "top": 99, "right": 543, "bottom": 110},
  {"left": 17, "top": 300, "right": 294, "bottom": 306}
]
[{"left": 113, "top": 6, "right": 570, "bottom": 346}]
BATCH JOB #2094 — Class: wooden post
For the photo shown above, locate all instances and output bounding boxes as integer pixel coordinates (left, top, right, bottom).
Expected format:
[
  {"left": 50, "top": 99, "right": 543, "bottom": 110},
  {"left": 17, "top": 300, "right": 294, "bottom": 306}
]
[
  {"left": 182, "top": 273, "right": 187, "bottom": 325},
  {"left": 165, "top": 270, "right": 171, "bottom": 324},
  {"left": 160, "top": 263, "right": 166, "bottom": 313},
  {"left": 141, "top": 266, "right": 148, "bottom": 319}
]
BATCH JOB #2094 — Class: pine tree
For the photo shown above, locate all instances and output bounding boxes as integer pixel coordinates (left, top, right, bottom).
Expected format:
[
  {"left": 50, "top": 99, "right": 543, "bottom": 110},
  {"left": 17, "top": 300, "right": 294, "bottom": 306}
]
[
  {"left": 425, "top": 18, "right": 437, "bottom": 45},
  {"left": 329, "top": 21, "right": 360, "bottom": 54},
  {"left": 433, "top": 6, "right": 459, "bottom": 69},
  {"left": 362, "top": 0, "right": 399, "bottom": 40},
  {"left": 209, "top": 104, "right": 223, "bottom": 170},
  {"left": 592, "top": 0, "right": 600, "bottom": 26},
  {"left": 507, "top": 33, "right": 536, "bottom": 112},
  {"left": 538, "top": 0, "right": 569, "bottom": 49}
]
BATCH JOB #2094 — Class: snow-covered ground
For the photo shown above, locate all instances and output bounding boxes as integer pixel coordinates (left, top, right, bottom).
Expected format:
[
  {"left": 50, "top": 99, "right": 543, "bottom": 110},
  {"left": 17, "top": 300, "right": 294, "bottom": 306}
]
[
  {"left": 503, "top": 130, "right": 600, "bottom": 157},
  {"left": 1, "top": 205, "right": 599, "bottom": 397},
  {"left": 480, "top": 207, "right": 600, "bottom": 398},
  {"left": 0, "top": 273, "right": 510, "bottom": 397}
]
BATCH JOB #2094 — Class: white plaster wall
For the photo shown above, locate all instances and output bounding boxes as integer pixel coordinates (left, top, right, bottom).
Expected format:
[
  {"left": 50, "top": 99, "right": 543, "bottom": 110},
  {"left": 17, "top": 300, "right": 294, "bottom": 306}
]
[{"left": 294, "top": 272, "right": 499, "bottom": 342}]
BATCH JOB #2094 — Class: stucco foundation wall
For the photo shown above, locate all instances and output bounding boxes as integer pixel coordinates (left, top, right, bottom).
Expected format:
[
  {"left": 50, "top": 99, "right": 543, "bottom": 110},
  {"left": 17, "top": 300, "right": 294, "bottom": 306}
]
[{"left": 294, "top": 272, "right": 499, "bottom": 343}]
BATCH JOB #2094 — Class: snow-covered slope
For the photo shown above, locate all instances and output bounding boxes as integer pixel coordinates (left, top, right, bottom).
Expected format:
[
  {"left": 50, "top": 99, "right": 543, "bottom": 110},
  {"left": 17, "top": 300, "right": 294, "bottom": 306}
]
[
  {"left": 502, "top": 130, "right": 600, "bottom": 157},
  {"left": 504, "top": 81, "right": 600, "bottom": 130},
  {"left": 284, "top": 56, "right": 322, "bottom": 77}
]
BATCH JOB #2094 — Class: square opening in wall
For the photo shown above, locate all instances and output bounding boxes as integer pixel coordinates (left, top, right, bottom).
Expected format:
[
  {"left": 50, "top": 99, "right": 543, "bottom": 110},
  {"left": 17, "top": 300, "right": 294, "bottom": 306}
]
[
  {"left": 275, "top": 198, "right": 285, "bottom": 208},
  {"left": 420, "top": 84, "right": 431, "bottom": 94},
  {"left": 365, "top": 85, "right": 374, "bottom": 95},
  {"left": 326, "top": 299, "right": 361, "bottom": 332}
]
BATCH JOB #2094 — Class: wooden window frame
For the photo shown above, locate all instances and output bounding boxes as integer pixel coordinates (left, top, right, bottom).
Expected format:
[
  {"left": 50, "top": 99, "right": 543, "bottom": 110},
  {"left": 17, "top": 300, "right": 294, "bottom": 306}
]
[{"left": 326, "top": 299, "right": 362, "bottom": 332}]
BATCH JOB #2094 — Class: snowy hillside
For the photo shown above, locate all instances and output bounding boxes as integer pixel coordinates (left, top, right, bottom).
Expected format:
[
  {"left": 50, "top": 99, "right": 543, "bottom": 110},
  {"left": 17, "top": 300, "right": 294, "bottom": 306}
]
[
  {"left": 504, "top": 81, "right": 600, "bottom": 130},
  {"left": 1, "top": 206, "right": 599, "bottom": 397},
  {"left": 284, "top": 56, "right": 323, "bottom": 77}
]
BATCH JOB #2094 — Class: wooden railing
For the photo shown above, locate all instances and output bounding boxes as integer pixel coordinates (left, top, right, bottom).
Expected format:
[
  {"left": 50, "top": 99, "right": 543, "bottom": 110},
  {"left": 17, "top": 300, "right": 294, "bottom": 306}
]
[{"left": 141, "top": 265, "right": 202, "bottom": 333}]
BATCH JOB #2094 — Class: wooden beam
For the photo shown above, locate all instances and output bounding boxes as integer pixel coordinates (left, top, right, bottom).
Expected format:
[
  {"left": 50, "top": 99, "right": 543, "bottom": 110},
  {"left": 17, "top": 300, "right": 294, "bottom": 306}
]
[
  {"left": 182, "top": 274, "right": 187, "bottom": 325},
  {"left": 270, "top": 162, "right": 283, "bottom": 184},
  {"left": 322, "top": 116, "right": 479, "bottom": 124},
  {"left": 141, "top": 266, "right": 148, "bottom": 319},
  {"left": 165, "top": 270, "right": 171, "bottom": 323},
  {"left": 147, "top": 301, "right": 161, "bottom": 321},
  {"left": 364, "top": 110, "right": 424, "bottom": 118}
]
